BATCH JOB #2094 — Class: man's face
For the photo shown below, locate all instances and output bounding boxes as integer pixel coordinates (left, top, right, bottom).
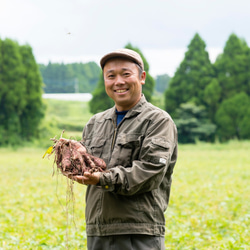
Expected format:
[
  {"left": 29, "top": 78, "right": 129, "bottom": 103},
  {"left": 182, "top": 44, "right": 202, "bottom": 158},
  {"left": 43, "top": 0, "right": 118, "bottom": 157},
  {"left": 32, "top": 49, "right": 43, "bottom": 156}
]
[{"left": 103, "top": 58, "right": 146, "bottom": 111}]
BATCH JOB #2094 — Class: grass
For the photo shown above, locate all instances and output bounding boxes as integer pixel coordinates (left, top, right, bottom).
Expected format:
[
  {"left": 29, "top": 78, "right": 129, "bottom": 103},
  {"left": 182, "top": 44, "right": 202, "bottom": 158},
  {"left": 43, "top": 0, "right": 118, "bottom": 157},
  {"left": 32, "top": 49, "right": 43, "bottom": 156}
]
[
  {"left": 0, "top": 142, "right": 249, "bottom": 249},
  {"left": 0, "top": 147, "right": 88, "bottom": 249},
  {"left": 165, "top": 141, "right": 250, "bottom": 250},
  {"left": 44, "top": 99, "right": 92, "bottom": 127},
  {"left": 42, "top": 99, "right": 93, "bottom": 142},
  {"left": 1, "top": 100, "right": 250, "bottom": 249}
]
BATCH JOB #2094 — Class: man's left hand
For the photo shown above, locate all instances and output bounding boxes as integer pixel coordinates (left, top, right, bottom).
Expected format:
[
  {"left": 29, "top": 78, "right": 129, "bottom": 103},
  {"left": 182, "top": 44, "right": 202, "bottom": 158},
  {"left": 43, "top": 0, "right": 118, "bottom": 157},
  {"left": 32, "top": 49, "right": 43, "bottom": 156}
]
[{"left": 71, "top": 172, "right": 101, "bottom": 185}]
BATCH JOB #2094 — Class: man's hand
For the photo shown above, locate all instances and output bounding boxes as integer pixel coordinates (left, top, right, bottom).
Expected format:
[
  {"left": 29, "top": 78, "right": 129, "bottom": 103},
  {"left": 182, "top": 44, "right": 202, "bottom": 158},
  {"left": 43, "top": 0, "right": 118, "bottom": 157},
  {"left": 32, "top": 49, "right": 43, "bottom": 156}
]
[{"left": 71, "top": 171, "right": 101, "bottom": 185}]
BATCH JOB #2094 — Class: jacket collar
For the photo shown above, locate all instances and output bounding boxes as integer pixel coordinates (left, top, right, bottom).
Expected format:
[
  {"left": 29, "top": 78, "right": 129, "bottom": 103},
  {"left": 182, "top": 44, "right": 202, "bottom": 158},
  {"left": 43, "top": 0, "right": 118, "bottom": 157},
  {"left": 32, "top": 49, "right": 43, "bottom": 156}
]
[{"left": 103, "top": 95, "right": 147, "bottom": 120}]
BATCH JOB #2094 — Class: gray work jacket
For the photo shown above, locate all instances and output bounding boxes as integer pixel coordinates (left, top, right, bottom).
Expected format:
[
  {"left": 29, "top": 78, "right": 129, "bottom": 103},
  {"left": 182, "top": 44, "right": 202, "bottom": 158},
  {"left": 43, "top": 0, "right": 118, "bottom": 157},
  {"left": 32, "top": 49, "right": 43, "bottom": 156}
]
[{"left": 82, "top": 95, "right": 178, "bottom": 236}]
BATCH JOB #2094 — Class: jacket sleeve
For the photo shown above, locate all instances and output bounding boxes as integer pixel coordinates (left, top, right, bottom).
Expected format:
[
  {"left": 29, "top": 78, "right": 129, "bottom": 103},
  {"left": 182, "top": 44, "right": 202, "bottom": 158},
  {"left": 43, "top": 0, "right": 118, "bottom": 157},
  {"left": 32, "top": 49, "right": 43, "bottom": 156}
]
[{"left": 99, "top": 116, "right": 178, "bottom": 196}]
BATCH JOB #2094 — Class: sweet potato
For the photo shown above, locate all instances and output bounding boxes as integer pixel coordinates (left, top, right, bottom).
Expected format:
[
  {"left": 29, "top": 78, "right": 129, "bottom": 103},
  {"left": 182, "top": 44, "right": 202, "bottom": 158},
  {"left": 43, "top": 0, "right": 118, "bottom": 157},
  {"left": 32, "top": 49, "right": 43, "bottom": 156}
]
[{"left": 51, "top": 136, "right": 106, "bottom": 176}]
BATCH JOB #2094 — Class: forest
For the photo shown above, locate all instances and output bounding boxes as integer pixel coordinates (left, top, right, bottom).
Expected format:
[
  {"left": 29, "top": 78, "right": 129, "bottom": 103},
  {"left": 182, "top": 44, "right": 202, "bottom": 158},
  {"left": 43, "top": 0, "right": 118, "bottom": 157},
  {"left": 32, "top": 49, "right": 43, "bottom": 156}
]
[
  {"left": 39, "top": 61, "right": 101, "bottom": 94},
  {"left": 0, "top": 33, "right": 250, "bottom": 145}
]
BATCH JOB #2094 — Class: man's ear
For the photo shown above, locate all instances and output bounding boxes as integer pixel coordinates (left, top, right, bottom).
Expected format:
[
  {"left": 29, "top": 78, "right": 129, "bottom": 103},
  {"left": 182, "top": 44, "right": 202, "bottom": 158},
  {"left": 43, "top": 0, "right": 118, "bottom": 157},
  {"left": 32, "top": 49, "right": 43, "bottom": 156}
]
[{"left": 141, "top": 71, "right": 146, "bottom": 85}]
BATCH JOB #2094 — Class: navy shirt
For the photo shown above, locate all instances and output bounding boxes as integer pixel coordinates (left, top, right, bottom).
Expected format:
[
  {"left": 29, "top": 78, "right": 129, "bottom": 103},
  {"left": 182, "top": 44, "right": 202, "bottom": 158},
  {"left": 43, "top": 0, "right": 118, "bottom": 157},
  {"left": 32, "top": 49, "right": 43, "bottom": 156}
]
[{"left": 116, "top": 110, "right": 128, "bottom": 126}]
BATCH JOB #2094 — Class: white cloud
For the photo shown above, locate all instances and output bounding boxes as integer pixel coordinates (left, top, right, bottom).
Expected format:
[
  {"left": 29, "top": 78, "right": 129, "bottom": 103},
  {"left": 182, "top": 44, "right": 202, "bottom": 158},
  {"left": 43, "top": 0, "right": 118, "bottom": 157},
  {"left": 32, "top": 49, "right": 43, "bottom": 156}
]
[{"left": 0, "top": 0, "right": 246, "bottom": 78}]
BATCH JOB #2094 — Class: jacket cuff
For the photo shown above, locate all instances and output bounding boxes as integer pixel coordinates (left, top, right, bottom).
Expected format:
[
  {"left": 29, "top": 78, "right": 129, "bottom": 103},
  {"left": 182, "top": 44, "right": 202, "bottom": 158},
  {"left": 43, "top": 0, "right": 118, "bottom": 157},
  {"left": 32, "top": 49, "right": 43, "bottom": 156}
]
[{"left": 99, "top": 172, "right": 115, "bottom": 191}]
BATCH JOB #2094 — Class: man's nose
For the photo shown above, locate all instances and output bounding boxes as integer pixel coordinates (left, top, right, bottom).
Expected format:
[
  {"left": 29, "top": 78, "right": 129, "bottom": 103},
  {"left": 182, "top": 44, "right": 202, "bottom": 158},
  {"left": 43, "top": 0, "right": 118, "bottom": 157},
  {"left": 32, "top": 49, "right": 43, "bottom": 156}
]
[{"left": 115, "top": 75, "right": 125, "bottom": 85}]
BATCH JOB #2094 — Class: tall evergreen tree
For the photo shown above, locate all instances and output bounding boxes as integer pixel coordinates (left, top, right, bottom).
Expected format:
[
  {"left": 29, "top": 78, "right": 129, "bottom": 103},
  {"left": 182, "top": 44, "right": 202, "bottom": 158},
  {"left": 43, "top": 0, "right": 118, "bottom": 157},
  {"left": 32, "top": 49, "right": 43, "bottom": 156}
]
[
  {"left": 0, "top": 38, "right": 3, "bottom": 140},
  {"left": 174, "top": 102, "right": 216, "bottom": 143},
  {"left": 164, "top": 33, "right": 215, "bottom": 115},
  {"left": 125, "top": 43, "right": 155, "bottom": 102},
  {"left": 0, "top": 38, "right": 26, "bottom": 144},
  {"left": 19, "top": 44, "right": 44, "bottom": 140},
  {"left": 0, "top": 38, "right": 3, "bottom": 104},
  {"left": 238, "top": 104, "right": 250, "bottom": 139},
  {"left": 215, "top": 92, "right": 250, "bottom": 141},
  {"left": 214, "top": 33, "right": 250, "bottom": 100},
  {"left": 0, "top": 38, "right": 44, "bottom": 145},
  {"left": 212, "top": 33, "right": 250, "bottom": 141},
  {"left": 89, "top": 73, "right": 114, "bottom": 114},
  {"left": 203, "top": 78, "right": 222, "bottom": 122},
  {"left": 89, "top": 43, "right": 155, "bottom": 114}
]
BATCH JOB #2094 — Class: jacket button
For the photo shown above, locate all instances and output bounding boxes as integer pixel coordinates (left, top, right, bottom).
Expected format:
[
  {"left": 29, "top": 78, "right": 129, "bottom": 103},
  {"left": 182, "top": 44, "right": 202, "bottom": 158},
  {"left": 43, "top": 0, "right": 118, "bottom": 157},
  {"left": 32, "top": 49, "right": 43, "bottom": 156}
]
[{"left": 105, "top": 185, "right": 109, "bottom": 189}]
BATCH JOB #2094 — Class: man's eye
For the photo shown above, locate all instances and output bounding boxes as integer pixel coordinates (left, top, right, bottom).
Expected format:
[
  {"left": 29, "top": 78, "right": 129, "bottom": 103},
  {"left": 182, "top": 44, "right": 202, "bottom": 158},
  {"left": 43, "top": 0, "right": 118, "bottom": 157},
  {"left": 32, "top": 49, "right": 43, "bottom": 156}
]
[
  {"left": 107, "top": 75, "right": 114, "bottom": 78},
  {"left": 123, "top": 72, "right": 130, "bottom": 77}
]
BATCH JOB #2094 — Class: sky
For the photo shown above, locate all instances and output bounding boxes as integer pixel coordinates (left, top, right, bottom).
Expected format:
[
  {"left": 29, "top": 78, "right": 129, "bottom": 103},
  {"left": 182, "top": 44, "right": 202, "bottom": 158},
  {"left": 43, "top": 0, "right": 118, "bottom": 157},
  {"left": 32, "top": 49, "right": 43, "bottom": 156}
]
[{"left": 1, "top": 0, "right": 250, "bottom": 77}]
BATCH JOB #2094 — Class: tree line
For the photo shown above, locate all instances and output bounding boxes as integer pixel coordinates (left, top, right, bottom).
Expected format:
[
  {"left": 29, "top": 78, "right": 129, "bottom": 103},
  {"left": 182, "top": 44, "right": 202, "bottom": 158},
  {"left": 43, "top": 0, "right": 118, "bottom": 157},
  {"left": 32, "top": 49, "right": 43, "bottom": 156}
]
[
  {"left": 39, "top": 61, "right": 101, "bottom": 93},
  {"left": 165, "top": 33, "right": 250, "bottom": 142},
  {"left": 39, "top": 59, "right": 168, "bottom": 95},
  {"left": 1, "top": 33, "right": 249, "bottom": 145}
]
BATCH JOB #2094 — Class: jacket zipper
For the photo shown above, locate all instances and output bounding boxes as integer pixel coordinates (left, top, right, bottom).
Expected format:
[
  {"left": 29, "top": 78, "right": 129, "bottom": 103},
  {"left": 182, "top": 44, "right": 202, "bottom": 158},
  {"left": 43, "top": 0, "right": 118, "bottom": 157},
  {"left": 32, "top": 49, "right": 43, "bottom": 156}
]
[
  {"left": 111, "top": 127, "right": 117, "bottom": 151},
  {"left": 107, "top": 120, "right": 118, "bottom": 165},
  {"left": 111, "top": 119, "right": 117, "bottom": 152},
  {"left": 111, "top": 112, "right": 128, "bottom": 152}
]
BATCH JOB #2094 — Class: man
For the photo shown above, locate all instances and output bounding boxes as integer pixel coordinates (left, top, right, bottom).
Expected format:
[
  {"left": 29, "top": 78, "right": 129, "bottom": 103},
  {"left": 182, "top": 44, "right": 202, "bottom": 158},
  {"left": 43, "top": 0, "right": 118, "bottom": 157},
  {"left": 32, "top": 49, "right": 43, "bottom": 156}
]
[{"left": 72, "top": 48, "right": 178, "bottom": 250}]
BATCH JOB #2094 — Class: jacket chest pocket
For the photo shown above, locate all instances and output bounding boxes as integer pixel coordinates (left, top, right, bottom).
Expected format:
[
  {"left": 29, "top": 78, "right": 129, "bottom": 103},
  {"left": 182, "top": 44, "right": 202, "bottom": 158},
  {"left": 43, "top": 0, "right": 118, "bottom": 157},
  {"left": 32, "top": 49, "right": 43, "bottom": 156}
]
[
  {"left": 115, "top": 134, "right": 143, "bottom": 167},
  {"left": 85, "top": 138, "right": 106, "bottom": 159}
]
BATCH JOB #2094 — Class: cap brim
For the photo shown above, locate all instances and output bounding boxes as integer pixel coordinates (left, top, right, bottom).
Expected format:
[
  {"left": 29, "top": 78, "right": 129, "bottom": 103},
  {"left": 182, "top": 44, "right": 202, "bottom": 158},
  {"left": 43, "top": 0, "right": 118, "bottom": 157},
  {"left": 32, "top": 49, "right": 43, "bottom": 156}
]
[{"left": 100, "top": 51, "right": 143, "bottom": 70}]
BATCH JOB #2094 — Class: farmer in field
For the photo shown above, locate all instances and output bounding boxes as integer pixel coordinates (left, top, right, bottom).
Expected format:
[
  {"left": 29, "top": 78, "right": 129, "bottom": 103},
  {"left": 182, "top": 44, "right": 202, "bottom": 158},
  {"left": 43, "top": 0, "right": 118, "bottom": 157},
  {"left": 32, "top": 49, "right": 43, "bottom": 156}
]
[{"left": 72, "top": 48, "right": 178, "bottom": 250}]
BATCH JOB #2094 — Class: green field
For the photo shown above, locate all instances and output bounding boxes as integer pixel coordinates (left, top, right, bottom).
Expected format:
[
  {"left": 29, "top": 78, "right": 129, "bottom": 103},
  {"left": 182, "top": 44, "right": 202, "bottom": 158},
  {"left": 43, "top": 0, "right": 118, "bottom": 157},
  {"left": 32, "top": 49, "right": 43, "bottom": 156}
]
[
  {"left": 0, "top": 100, "right": 250, "bottom": 249},
  {"left": 41, "top": 99, "right": 93, "bottom": 142}
]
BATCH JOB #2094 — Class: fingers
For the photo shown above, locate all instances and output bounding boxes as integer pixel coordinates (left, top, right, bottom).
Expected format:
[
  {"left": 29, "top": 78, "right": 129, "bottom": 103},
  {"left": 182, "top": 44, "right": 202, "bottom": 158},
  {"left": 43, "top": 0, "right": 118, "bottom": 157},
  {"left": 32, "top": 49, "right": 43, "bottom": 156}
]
[
  {"left": 72, "top": 173, "right": 93, "bottom": 185},
  {"left": 70, "top": 172, "right": 100, "bottom": 185},
  {"left": 72, "top": 175, "right": 85, "bottom": 185},
  {"left": 84, "top": 172, "right": 91, "bottom": 178}
]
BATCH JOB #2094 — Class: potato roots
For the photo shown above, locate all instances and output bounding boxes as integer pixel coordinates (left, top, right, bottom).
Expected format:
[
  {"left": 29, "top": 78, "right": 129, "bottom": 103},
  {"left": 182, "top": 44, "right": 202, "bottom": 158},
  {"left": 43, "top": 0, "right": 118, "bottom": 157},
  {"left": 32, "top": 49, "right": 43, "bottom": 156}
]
[{"left": 51, "top": 137, "right": 106, "bottom": 176}]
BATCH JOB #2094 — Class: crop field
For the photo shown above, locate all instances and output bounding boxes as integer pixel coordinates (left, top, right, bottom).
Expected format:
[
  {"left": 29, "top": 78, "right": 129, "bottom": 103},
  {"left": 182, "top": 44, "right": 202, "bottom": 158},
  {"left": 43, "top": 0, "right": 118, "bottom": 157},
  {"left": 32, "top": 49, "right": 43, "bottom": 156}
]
[
  {"left": 0, "top": 141, "right": 249, "bottom": 249},
  {"left": 0, "top": 100, "right": 249, "bottom": 249}
]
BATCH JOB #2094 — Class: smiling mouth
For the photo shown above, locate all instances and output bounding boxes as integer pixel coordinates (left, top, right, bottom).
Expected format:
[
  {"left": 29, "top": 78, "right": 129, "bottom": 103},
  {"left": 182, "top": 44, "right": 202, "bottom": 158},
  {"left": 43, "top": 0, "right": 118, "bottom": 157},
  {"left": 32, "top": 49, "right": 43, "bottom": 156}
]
[{"left": 115, "top": 89, "right": 128, "bottom": 93}]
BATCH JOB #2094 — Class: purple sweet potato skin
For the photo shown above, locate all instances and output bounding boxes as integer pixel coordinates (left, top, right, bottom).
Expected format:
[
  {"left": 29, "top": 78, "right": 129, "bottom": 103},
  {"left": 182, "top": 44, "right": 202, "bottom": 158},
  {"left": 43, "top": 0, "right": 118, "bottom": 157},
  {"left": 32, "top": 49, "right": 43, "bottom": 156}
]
[{"left": 52, "top": 138, "right": 106, "bottom": 175}]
